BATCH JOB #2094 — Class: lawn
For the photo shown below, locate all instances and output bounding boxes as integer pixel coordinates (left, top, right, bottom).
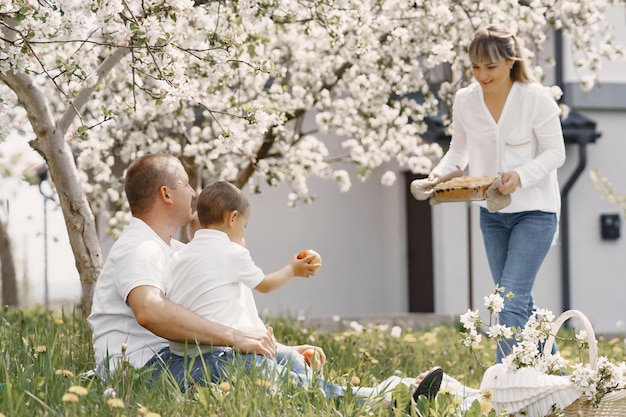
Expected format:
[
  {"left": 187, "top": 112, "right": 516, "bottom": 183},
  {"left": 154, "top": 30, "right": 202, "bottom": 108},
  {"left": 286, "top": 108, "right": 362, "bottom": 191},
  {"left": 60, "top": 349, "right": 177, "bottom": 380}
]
[{"left": 1, "top": 306, "right": 624, "bottom": 417}]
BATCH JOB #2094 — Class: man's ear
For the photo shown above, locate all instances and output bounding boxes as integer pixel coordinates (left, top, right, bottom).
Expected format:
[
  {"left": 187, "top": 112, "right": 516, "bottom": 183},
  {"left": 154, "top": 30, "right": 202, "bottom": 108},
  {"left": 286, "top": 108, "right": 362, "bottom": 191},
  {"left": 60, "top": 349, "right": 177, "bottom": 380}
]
[{"left": 159, "top": 186, "right": 172, "bottom": 202}]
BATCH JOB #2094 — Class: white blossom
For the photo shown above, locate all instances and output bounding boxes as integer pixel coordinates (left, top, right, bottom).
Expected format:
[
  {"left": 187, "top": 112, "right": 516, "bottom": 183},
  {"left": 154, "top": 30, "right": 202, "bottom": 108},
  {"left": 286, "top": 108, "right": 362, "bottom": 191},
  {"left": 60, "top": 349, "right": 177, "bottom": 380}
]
[
  {"left": 390, "top": 326, "right": 402, "bottom": 338},
  {"left": 349, "top": 321, "right": 365, "bottom": 333},
  {"left": 0, "top": 0, "right": 623, "bottom": 237},
  {"left": 380, "top": 171, "right": 396, "bottom": 186},
  {"left": 484, "top": 293, "right": 505, "bottom": 315},
  {"left": 462, "top": 329, "right": 482, "bottom": 349},
  {"left": 460, "top": 309, "right": 481, "bottom": 331},
  {"left": 486, "top": 324, "right": 513, "bottom": 339}
]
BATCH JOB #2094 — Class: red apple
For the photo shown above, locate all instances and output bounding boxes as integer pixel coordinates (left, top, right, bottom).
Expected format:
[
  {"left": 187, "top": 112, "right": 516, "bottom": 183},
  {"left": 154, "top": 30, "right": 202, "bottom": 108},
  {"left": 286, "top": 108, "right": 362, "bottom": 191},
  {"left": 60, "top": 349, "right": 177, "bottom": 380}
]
[
  {"left": 297, "top": 249, "right": 322, "bottom": 272},
  {"left": 302, "top": 348, "right": 323, "bottom": 372}
]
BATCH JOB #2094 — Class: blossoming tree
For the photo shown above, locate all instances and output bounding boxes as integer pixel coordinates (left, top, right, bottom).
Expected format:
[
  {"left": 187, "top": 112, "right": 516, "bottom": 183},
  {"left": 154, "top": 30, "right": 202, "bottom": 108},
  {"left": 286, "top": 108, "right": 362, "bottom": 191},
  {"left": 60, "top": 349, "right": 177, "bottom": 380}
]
[{"left": 0, "top": 0, "right": 623, "bottom": 314}]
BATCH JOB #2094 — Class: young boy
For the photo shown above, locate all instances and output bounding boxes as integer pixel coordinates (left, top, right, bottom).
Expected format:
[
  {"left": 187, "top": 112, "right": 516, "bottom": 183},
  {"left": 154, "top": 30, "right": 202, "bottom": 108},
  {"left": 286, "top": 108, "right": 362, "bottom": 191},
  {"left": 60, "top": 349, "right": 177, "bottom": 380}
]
[
  {"left": 165, "top": 181, "right": 448, "bottom": 405},
  {"left": 166, "top": 181, "right": 330, "bottom": 384},
  {"left": 167, "top": 181, "right": 320, "bottom": 352}
]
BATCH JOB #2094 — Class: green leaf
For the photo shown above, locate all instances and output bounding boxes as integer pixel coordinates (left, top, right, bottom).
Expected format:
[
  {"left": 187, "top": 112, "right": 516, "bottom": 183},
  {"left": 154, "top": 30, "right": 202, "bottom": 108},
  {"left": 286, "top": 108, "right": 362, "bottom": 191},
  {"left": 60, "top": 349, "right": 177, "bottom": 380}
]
[{"left": 391, "top": 383, "right": 411, "bottom": 414}]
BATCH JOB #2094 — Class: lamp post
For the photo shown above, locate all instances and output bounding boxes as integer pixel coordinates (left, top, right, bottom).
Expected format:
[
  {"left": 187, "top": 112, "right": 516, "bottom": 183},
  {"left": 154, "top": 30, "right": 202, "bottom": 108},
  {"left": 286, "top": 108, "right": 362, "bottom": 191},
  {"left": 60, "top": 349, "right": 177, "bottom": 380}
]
[{"left": 35, "top": 164, "right": 54, "bottom": 310}]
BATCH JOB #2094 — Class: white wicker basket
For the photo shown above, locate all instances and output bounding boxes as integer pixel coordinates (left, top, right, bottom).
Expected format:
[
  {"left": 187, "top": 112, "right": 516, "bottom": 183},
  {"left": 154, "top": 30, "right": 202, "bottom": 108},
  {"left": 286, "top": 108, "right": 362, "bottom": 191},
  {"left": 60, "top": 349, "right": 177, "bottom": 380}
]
[
  {"left": 545, "top": 310, "right": 626, "bottom": 417},
  {"left": 481, "top": 310, "right": 626, "bottom": 417}
]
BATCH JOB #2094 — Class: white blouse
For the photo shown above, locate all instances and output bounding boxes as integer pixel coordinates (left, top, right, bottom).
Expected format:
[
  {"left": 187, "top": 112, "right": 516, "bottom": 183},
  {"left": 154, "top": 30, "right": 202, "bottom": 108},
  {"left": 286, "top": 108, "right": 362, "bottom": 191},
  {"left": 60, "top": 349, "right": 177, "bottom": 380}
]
[{"left": 432, "top": 81, "right": 566, "bottom": 214}]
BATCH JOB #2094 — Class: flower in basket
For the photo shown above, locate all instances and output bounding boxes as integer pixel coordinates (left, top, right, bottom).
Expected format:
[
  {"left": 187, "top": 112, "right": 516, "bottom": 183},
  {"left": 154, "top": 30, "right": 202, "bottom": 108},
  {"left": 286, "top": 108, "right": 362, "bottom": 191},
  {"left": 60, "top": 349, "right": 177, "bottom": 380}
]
[
  {"left": 570, "top": 357, "right": 626, "bottom": 406},
  {"left": 460, "top": 286, "right": 626, "bottom": 412}
]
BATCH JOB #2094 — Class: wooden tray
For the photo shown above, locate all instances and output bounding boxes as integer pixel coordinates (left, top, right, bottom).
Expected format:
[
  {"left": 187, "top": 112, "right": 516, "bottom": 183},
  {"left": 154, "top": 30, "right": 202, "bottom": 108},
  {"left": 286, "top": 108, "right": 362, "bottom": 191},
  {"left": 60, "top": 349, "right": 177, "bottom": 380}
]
[{"left": 433, "top": 176, "right": 496, "bottom": 202}]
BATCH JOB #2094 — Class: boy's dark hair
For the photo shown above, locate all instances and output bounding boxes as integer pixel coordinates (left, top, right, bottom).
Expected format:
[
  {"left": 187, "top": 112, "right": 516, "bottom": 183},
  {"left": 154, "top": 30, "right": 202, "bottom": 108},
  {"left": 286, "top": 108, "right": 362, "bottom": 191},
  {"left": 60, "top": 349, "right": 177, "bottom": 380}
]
[
  {"left": 197, "top": 181, "right": 249, "bottom": 226},
  {"left": 124, "top": 154, "right": 180, "bottom": 215}
]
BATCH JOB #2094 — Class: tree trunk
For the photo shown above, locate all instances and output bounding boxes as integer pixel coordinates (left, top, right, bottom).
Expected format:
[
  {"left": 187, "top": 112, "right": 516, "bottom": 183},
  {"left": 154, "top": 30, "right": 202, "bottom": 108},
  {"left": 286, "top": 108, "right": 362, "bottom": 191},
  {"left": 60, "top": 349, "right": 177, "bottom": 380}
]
[
  {"left": 0, "top": 48, "right": 130, "bottom": 316},
  {"left": 0, "top": 218, "right": 18, "bottom": 307},
  {"left": 1, "top": 71, "right": 102, "bottom": 315}
]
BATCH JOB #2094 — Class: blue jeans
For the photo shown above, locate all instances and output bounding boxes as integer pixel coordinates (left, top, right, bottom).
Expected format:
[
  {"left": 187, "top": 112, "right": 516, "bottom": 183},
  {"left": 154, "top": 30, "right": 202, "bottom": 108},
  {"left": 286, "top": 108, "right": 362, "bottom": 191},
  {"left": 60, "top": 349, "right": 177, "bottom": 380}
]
[
  {"left": 479, "top": 208, "right": 556, "bottom": 362},
  {"left": 145, "top": 345, "right": 346, "bottom": 398},
  {"left": 145, "top": 346, "right": 241, "bottom": 392}
]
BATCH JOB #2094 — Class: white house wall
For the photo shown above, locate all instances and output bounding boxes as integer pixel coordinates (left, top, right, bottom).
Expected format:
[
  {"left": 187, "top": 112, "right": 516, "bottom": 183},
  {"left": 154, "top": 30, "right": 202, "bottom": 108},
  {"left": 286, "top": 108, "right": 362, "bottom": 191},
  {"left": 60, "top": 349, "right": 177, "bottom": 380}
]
[
  {"left": 558, "top": 111, "right": 626, "bottom": 334},
  {"left": 246, "top": 167, "right": 409, "bottom": 319}
]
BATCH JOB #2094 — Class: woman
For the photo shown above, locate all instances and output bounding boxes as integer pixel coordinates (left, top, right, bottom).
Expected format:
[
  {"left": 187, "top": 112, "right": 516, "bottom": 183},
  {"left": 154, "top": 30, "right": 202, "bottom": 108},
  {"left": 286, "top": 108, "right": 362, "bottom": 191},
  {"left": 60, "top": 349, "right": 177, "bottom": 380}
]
[{"left": 429, "top": 24, "right": 566, "bottom": 362}]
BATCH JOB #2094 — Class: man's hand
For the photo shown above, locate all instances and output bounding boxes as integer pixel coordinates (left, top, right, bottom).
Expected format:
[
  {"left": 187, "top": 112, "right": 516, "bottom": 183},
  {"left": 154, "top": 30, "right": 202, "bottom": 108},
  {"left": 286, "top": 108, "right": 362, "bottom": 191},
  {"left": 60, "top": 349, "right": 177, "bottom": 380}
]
[
  {"left": 231, "top": 327, "right": 277, "bottom": 358},
  {"left": 127, "top": 285, "right": 277, "bottom": 358}
]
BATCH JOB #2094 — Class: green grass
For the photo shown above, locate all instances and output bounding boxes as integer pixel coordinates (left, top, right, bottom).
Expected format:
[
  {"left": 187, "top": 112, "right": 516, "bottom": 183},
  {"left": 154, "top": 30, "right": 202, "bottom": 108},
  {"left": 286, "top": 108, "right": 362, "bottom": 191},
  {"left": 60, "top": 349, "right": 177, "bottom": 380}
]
[{"left": 1, "top": 307, "right": 624, "bottom": 417}]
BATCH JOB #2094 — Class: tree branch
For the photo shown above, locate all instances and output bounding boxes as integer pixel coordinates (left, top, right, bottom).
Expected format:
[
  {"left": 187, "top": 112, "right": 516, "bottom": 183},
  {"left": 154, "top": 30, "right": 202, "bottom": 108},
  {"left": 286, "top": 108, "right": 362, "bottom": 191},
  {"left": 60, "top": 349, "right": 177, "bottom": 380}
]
[{"left": 57, "top": 47, "right": 130, "bottom": 134}]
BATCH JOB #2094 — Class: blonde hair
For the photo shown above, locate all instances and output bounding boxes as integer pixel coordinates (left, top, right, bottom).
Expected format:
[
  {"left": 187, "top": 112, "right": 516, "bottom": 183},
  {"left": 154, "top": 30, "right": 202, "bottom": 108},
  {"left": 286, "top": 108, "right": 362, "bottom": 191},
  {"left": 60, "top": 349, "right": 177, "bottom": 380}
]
[{"left": 469, "top": 24, "right": 535, "bottom": 83}]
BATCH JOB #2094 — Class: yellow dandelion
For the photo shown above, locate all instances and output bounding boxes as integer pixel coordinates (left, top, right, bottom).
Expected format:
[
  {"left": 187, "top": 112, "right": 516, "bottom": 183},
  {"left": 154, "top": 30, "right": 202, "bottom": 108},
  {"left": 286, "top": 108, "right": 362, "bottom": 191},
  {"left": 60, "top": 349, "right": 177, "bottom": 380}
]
[
  {"left": 480, "top": 399, "right": 493, "bottom": 413},
  {"left": 370, "top": 358, "right": 379, "bottom": 364},
  {"left": 62, "top": 393, "right": 80, "bottom": 403},
  {"left": 0, "top": 412, "right": 6, "bottom": 417},
  {"left": 34, "top": 345, "right": 47, "bottom": 353},
  {"left": 68, "top": 386, "right": 88, "bottom": 396},
  {"left": 54, "top": 318, "right": 64, "bottom": 325},
  {"left": 402, "top": 334, "right": 417, "bottom": 343},
  {"left": 350, "top": 376, "right": 361, "bottom": 386},
  {"left": 218, "top": 381, "right": 231, "bottom": 391},
  {"left": 419, "top": 332, "right": 437, "bottom": 346},
  {"left": 339, "top": 345, "right": 346, "bottom": 351},
  {"left": 106, "top": 397, "right": 125, "bottom": 408},
  {"left": 255, "top": 379, "right": 273, "bottom": 388},
  {"left": 55, "top": 369, "right": 74, "bottom": 378},
  {"left": 480, "top": 388, "right": 494, "bottom": 401},
  {"left": 138, "top": 406, "right": 160, "bottom": 417}
]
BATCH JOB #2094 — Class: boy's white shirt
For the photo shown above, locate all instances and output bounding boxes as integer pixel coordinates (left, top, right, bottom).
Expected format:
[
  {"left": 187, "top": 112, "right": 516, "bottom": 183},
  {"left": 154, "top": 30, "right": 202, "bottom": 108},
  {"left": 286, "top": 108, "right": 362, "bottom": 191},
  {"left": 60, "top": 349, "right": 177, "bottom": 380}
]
[
  {"left": 88, "top": 217, "right": 183, "bottom": 374},
  {"left": 166, "top": 228, "right": 266, "bottom": 356}
]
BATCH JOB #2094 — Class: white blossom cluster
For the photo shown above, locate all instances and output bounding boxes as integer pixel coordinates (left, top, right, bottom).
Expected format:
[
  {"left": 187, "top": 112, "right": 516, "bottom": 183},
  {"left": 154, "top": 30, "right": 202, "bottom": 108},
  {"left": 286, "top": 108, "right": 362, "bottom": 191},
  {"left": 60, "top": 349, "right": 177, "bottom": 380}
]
[
  {"left": 461, "top": 288, "right": 626, "bottom": 407},
  {"left": 1, "top": 0, "right": 625, "bottom": 232},
  {"left": 571, "top": 358, "right": 626, "bottom": 406}
]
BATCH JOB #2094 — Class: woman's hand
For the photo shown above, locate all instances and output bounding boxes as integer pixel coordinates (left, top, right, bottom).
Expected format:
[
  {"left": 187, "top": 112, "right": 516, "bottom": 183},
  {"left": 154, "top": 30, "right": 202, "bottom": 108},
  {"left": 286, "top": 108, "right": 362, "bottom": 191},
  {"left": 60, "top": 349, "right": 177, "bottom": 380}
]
[
  {"left": 498, "top": 171, "right": 521, "bottom": 195},
  {"left": 427, "top": 172, "right": 440, "bottom": 182}
]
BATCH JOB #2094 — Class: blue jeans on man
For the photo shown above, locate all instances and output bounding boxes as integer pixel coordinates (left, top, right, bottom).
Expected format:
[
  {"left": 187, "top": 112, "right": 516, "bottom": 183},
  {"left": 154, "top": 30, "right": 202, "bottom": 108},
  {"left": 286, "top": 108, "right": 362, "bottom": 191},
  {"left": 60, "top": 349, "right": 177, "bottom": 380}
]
[{"left": 146, "top": 344, "right": 347, "bottom": 398}]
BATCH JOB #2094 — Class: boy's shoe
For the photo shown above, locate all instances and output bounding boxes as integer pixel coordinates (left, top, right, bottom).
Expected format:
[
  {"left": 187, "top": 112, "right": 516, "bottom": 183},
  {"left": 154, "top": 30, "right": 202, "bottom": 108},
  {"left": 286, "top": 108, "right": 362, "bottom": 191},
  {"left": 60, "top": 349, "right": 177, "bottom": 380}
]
[
  {"left": 389, "top": 366, "right": 443, "bottom": 416},
  {"left": 411, "top": 366, "right": 443, "bottom": 401}
]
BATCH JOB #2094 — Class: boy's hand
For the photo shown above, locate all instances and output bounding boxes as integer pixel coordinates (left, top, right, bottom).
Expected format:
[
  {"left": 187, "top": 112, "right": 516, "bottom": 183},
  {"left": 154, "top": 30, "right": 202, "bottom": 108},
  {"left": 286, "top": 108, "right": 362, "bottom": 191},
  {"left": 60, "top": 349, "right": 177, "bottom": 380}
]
[{"left": 291, "top": 250, "right": 322, "bottom": 278}]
